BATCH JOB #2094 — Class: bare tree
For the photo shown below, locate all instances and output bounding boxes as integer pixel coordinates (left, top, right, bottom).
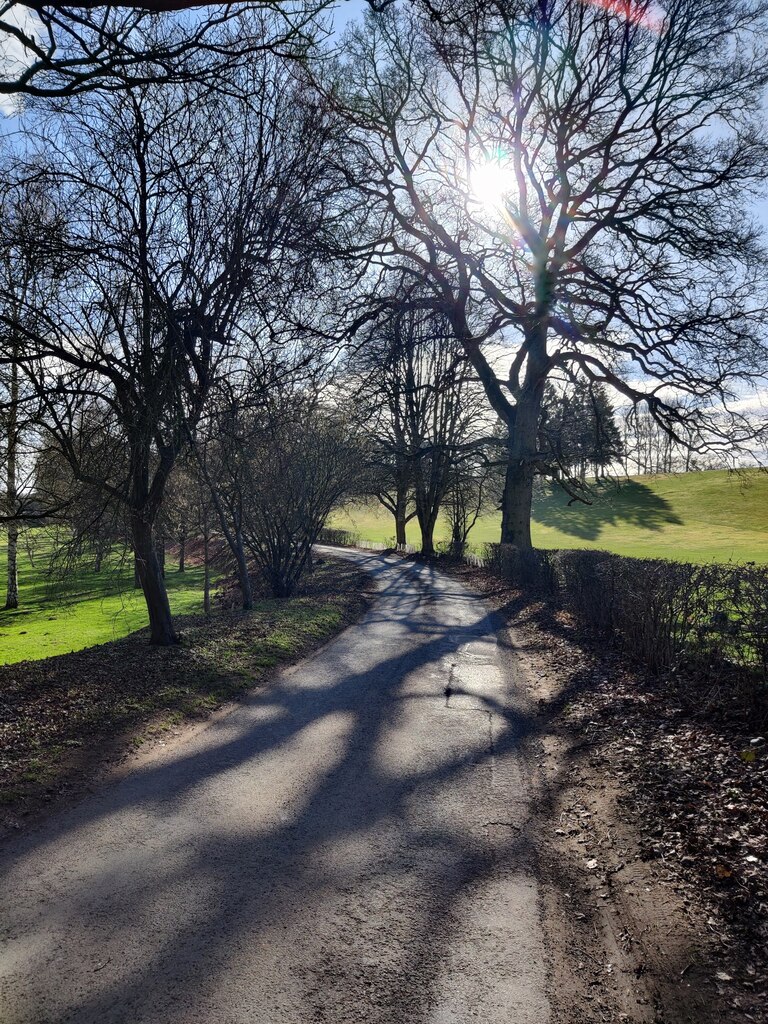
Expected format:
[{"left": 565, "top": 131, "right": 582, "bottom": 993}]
[
  {"left": 0, "top": 2, "right": 329, "bottom": 101},
  {"left": 0, "top": 176, "right": 66, "bottom": 607},
  {"left": 402, "top": 308, "right": 486, "bottom": 555},
  {"left": 196, "top": 327, "right": 349, "bottom": 607},
  {"left": 620, "top": 396, "right": 723, "bottom": 476},
  {"left": 622, "top": 405, "right": 675, "bottom": 476},
  {"left": 162, "top": 460, "right": 197, "bottom": 573},
  {"left": 345, "top": 313, "right": 417, "bottom": 547},
  {"left": 444, "top": 450, "right": 498, "bottom": 557},
  {"left": 0, "top": 42, "right": 327, "bottom": 643},
  {"left": 348, "top": 293, "right": 488, "bottom": 554},
  {"left": 240, "top": 396, "right": 365, "bottom": 597},
  {"left": 193, "top": 378, "right": 267, "bottom": 611},
  {"left": 1, "top": 337, "right": 21, "bottom": 608},
  {"left": 195, "top": 468, "right": 215, "bottom": 617},
  {"left": 330, "top": 0, "right": 768, "bottom": 548},
  {"left": 185, "top": 61, "right": 348, "bottom": 609}
]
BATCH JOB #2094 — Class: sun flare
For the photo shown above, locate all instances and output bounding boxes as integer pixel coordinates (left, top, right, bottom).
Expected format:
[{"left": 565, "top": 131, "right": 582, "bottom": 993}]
[{"left": 470, "top": 160, "right": 516, "bottom": 209}]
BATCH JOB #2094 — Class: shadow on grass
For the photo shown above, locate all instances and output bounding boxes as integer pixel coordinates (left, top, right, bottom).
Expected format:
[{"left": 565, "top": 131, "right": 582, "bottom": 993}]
[
  {"left": 532, "top": 478, "right": 683, "bottom": 541},
  {"left": 0, "top": 540, "right": 214, "bottom": 665},
  {"left": 0, "top": 559, "right": 369, "bottom": 809}
]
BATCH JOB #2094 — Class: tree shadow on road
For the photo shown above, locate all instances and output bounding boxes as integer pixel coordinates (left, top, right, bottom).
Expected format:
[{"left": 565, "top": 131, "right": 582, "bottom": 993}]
[
  {"left": 0, "top": 554, "right": 542, "bottom": 1023},
  {"left": 0, "top": 553, "right": 704, "bottom": 1024}
]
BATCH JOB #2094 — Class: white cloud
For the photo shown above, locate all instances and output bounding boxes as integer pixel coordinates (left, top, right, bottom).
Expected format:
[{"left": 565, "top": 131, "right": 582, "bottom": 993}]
[
  {"left": 725, "top": 387, "right": 768, "bottom": 417},
  {"left": 0, "top": 4, "right": 44, "bottom": 115}
]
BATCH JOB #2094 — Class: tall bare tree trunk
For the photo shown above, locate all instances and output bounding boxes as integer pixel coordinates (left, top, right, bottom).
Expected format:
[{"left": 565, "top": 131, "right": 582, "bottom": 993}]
[
  {"left": 394, "top": 486, "right": 409, "bottom": 547},
  {"left": 155, "top": 534, "right": 165, "bottom": 578},
  {"left": 499, "top": 325, "right": 547, "bottom": 549},
  {"left": 5, "top": 352, "right": 19, "bottom": 610},
  {"left": 203, "top": 522, "right": 211, "bottom": 617},
  {"left": 5, "top": 524, "right": 18, "bottom": 610},
  {"left": 233, "top": 530, "right": 253, "bottom": 610},
  {"left": 500, "top": 397, "right": 541, "bottom": 549},
  {"left": 395, "top": 514, "right": 407, "bottom": 547},
  {"left": 500, "top": 455, "right": 535, "bottom": 549},
  {"left": 131, "top": 513, "right": 178, "bottom": 645},
  {"left": 416, "top": 505, "right": 439, "bottom": 555},
  {"left": 194, "top": 451, "right": 252, "bottom": 611}
]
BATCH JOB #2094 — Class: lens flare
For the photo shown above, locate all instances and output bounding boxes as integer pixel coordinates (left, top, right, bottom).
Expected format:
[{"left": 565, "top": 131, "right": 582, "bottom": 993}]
[{"left": 583, "top": 0, "right": 665, "bottom": 33}]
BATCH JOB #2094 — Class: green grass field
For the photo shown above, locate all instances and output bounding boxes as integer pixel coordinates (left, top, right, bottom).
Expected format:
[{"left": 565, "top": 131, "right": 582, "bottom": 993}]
[
  {"left": 331, "top": 469, "right": 768, "bottom": 565},
  {"left": 0, "top": 558, "right": 368, "bottom": 813},
  {"left": 1, "top": 469, "right": 765, "bottom": 667},
  {"left": 0, "top": 535, "right": 210, "bottom": 666}
]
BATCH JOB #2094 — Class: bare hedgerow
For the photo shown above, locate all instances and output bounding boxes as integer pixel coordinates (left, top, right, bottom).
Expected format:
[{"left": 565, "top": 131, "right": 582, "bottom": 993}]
[{"left": 484, "top": 544, "right": 768, "bottom": 699}]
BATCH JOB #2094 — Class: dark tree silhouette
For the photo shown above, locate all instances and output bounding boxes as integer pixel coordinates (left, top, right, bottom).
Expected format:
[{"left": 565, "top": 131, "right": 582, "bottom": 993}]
[
  {"left": 348, "top": 296, "right": 487, "bottom": 554},
  {"left": 539, "top": 378, "right": 623, "bottom": 487},
  {"left": 0, "top": 177, "right": 68, "bottom": 607},
  {"left": 239, "top": 396, "right": 365, "bottom": 597},
  {"left": 0, "top": 2, "right": 329, "bottom": 99},
  {"left": 331, "top": 0, "right": 768, "bottom": 548},
  {"left": 0, "top": 47, "right": 336, "bottom": 643}
]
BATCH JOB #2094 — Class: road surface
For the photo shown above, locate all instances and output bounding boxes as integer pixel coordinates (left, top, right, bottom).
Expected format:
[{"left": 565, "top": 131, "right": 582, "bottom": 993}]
[{"left": 0, "top": 549, "right": 550, "bottom": 1024}]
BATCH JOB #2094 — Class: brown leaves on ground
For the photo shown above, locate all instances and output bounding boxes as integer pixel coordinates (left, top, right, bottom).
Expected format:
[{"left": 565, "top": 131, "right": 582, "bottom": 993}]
[
  {"left": 445, "top": 560, "right": 767, "bottom": 1021},
  {"left": 0, "top": 557, "right": 371, "bottom": 833}
]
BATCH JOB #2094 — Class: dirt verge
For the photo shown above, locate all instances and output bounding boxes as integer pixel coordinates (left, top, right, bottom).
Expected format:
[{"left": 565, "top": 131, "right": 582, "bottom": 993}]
[
  {"left": 0, "top": 556, "right": 373, "bottom": 840},
  {"left": 436, "top": 558, "right": 767, "bottom": 1024}
]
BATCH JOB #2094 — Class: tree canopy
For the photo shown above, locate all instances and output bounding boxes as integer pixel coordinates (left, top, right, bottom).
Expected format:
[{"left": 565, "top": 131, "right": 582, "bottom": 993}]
[
  {"left": 2, "top": 0, "right": 768, "bottom": 643},
  {"left": 329, "top": 0, "right": 768, "bottom": 544}
]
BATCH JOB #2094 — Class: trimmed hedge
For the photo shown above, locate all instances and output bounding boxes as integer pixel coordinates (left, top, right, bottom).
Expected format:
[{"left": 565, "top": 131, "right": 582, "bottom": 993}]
[{"left": 484, "top": 544, "right": 768, "bottom": 682}]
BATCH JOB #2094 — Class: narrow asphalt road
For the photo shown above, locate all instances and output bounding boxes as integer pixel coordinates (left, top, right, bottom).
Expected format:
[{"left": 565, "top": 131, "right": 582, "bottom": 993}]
[{"left": 0, "top": 549, "right": 551, "bottom": 1024}]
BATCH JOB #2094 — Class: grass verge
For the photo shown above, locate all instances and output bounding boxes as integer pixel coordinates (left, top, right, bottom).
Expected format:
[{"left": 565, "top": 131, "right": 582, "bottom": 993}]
[
  {"left": 0, "top": 533, "right": 218, "bottom": 665},
  {"left": 0, "top": 557, "right": 371, "bottom": 832}
]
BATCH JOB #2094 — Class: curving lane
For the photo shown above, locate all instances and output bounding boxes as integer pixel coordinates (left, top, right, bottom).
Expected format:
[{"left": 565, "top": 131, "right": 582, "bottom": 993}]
[{"left": 0, "top": 548, "right": 550, "bottom": 1024}]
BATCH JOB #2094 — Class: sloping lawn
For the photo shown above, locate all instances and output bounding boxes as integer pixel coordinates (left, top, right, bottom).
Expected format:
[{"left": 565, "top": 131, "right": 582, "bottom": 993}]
[
  {"left": 0, "top": 535, "right": 211, "bottom": 665},
  {"left": 331, "top": 469, "right": 768, "bottom": 564}
]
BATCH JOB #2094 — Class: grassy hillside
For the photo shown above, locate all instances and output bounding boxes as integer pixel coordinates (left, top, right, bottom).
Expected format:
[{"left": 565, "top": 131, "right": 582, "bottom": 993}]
[
  {"left": 331, "top": 469, "right": 768, "bottom": 564},
  {"left": 0, "top": 536, "right": 210, "bottom": 666}
]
